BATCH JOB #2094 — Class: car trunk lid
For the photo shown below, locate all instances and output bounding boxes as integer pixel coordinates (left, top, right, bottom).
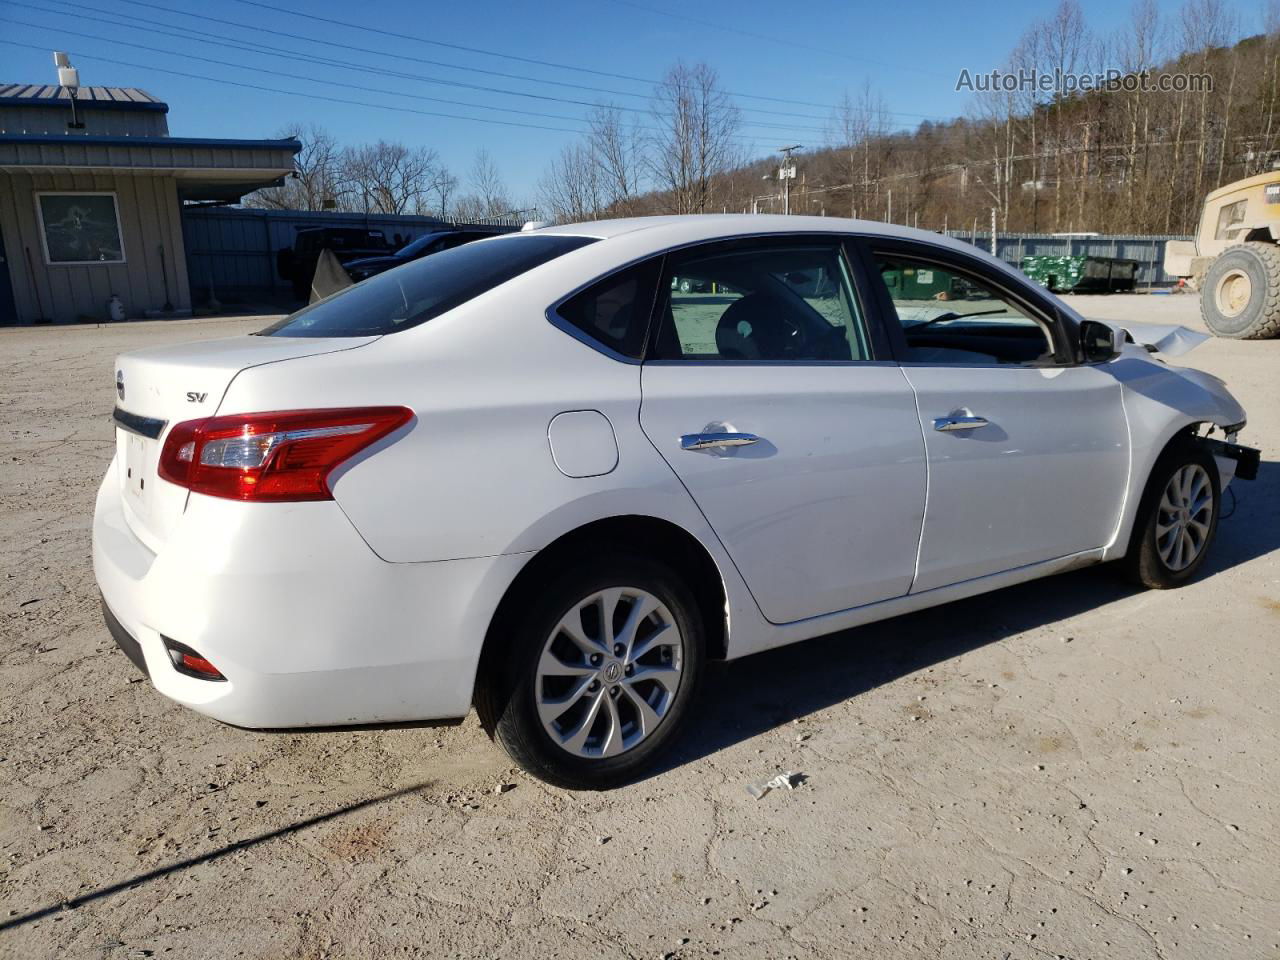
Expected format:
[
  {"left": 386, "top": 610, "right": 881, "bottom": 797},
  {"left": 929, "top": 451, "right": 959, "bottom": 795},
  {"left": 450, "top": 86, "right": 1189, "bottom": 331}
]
[{"left": 111, "top": 334, "right": 376, "bottom": 552}]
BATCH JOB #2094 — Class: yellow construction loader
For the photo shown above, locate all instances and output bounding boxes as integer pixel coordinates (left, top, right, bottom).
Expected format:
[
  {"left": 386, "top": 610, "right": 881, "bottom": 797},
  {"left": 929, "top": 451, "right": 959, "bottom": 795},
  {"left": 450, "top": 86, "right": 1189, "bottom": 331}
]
[{"left": 1164, "top": 170, "right": 1280, "bottom": 339}]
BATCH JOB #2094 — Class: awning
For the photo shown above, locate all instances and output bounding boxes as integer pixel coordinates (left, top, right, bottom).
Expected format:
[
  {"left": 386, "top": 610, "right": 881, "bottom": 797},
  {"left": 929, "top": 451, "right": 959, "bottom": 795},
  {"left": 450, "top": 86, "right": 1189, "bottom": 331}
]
[{"left": 0, "top": 134, "right": 300, "bottom": 202}]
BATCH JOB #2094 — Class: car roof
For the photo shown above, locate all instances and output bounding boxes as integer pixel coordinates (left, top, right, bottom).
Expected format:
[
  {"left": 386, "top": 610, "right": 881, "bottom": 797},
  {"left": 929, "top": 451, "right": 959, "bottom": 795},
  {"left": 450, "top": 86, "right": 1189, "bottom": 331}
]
[
  {"left": 530, "top": 214, "right": 1022, "bottom": 278},
  {"left": 533, "top": 214, "right": 987, "bottom": 254}
]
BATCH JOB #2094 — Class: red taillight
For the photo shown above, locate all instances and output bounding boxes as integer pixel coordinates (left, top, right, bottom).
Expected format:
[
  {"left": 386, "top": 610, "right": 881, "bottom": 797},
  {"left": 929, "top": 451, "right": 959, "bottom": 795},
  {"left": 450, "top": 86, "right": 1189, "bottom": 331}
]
[{"left": 158, "top": 407, "right": 412, "bottom": 502}]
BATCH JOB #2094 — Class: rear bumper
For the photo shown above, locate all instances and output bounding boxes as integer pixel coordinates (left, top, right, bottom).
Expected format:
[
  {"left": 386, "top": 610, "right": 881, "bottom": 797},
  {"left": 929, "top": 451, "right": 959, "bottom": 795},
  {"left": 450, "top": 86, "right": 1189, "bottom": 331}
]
[
  {"left": 101, "top": 597, "right": 149, "bottom": 678},
  {"left": 92, "top": 456, "right": 528, "bottom": 728}
]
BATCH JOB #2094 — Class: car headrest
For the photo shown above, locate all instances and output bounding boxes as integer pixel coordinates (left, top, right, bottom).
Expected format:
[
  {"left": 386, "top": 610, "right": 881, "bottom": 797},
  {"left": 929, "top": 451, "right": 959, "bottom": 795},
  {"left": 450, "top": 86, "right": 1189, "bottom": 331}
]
[{"left": 715, "top": 294, "right": 791, "bottom": 360}]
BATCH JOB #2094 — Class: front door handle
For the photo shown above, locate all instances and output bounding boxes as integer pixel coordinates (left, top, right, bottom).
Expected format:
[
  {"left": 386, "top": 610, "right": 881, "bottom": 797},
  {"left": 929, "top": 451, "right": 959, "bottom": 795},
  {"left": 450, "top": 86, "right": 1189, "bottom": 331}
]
[
  {"left": 680, "top": 432, "right": 762, "bottom": 451},
  {"left": 933, "top": 416, "right": 989, "bottom": 432}
]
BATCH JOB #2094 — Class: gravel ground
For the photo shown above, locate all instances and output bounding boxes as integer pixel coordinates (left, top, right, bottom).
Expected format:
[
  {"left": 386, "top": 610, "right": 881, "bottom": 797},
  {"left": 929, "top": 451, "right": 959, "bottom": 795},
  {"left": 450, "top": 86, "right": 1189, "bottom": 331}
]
[{"left": 1, "top": 296, "right": 1277, "bottom": 959}]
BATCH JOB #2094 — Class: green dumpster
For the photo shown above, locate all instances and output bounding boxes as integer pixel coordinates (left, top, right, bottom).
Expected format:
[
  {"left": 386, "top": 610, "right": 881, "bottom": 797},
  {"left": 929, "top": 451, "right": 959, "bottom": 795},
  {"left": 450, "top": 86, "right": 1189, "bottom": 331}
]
[
  {"left": 1020, "top": 255, "right": 1140, "bottom": 293},
  {"left": 881, "top": 265, "right": 963, "bottom": 299}
]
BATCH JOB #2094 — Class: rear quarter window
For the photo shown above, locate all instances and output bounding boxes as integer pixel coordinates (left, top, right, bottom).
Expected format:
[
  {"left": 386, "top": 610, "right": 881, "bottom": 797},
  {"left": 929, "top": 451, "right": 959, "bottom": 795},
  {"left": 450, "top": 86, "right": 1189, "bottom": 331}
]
[
  {"left": 261, "top": 235, "right": 597, "bottom": 338},
  {"left": 553, "top": 258, "right": 663, "bottom": 360}
]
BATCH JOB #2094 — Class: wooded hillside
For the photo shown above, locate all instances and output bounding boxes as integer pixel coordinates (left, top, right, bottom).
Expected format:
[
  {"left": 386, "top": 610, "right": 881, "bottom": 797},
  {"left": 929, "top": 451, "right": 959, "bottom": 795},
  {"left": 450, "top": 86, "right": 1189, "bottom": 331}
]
[{"left": 554, "top": 0, "right": 1280, "bottom": 235}]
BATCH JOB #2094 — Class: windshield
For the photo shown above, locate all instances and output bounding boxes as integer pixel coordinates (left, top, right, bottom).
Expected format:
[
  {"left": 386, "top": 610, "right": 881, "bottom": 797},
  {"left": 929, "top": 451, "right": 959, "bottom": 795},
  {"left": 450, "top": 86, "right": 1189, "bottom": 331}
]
[
  {"left": 395, "top": 232, "right": 450, "bottom": 258},
  {"left": 261, "top": 235, "right": 597, "bottom": 338}
]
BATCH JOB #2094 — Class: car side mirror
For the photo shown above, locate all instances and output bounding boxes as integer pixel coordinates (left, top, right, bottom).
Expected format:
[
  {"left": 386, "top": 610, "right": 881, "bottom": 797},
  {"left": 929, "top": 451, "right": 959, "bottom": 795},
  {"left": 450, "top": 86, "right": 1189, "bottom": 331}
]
[{"left": 1079, "top": 320, "right": 1123, "bottom": 363}]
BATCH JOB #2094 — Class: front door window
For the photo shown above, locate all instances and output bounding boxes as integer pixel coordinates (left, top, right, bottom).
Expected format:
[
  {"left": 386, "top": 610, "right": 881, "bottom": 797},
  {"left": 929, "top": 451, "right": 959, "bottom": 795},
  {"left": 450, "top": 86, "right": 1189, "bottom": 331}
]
[{"left": 872, "top": 254, "right": 1053, "bottom": 365}]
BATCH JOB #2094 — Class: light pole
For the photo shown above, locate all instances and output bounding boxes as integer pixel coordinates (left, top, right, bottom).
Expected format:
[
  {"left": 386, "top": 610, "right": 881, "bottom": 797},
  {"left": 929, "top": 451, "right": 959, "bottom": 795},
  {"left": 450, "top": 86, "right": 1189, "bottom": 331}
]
[{"left": 777, "top": 145, "right": 802, "bottom": 215}]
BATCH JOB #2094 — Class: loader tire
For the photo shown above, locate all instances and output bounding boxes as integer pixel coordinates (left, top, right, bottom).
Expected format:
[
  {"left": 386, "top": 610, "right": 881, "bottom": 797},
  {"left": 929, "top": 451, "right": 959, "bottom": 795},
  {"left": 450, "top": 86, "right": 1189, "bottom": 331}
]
[{"left": 1200, "top": 241, "right": 1280, "bottom": 339}]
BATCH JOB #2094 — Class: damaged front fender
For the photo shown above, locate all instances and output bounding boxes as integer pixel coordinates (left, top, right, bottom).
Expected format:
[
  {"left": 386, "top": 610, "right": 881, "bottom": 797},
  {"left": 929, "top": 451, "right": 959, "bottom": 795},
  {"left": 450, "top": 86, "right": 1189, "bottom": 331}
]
[
  {"left": 1100, "top": 353, "right": 1251, "bottom": 560},
  {"left": 1116, "top": 322, "right": 1211, "bottom": 358}
]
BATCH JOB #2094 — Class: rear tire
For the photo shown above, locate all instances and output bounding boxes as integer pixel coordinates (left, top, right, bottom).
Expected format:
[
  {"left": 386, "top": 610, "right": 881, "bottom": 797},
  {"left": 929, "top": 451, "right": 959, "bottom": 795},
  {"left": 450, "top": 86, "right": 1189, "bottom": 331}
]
[
  {"left": 475, "top": 554, "right": 705, "bottom": 790},
  {"left": 1121, "top": 439, "right": 1221, "bottom": 589},
  {"left": 1200, "top": 242, "right": 1280, "bottom": 339}
]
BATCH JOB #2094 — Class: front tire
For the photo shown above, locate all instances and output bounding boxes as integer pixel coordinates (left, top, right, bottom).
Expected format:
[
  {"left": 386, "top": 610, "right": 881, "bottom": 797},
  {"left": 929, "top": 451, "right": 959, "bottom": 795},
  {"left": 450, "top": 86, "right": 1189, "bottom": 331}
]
[
  {"left": 1121, "top": 440, "right": 1221, "bottom": 589},
  {"left": 1200, "top": 242, "right": 1280, "bottom": 339},
  {"left": 475, "top": 555, "right": 704, "bottom": 789}
]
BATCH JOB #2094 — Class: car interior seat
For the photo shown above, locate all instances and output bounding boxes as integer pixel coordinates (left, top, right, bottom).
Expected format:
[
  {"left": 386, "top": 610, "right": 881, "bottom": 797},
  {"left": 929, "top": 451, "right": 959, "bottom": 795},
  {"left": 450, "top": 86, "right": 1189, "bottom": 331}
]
[{"left": 715, "top": 294, "right": 795, "bottom": 360}]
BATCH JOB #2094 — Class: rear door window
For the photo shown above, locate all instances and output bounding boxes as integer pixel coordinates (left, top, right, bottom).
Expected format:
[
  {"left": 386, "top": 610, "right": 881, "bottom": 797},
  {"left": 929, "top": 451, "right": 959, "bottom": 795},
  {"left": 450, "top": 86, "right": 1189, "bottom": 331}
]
[
  {"left": 651, "top": 240, "right": 872, "bottom": 362},
  {"left": 261, "top": 235, "right": 596, "bottom": 337}
]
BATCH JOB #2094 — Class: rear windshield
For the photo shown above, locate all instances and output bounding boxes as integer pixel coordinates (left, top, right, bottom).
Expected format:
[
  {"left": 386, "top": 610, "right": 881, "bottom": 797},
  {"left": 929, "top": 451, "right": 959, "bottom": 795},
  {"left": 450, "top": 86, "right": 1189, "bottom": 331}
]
[{"left": 261, "top": 234, "right": 597, "bottom": 338}]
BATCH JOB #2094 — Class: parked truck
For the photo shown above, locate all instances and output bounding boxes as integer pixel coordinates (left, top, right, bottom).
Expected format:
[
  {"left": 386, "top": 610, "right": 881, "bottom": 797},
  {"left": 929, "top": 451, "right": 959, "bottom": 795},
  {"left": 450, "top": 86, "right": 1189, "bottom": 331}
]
[
  {"left": 1163, "top": 170, "right": 1280, "bottom": 339},
  {"left": 275, "top": 227, "right": 391, "bottom": 301}
]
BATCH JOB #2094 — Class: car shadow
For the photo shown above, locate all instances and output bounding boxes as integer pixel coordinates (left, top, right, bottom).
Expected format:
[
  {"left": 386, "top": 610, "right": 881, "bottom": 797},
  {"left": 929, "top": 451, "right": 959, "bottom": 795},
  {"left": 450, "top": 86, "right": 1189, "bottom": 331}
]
[
  {"left": 1197, "top": 457, "right": 1280, "bottom": 576},
  {"left": 652, "top": 457, "right": 1279, "bottom": 778}
]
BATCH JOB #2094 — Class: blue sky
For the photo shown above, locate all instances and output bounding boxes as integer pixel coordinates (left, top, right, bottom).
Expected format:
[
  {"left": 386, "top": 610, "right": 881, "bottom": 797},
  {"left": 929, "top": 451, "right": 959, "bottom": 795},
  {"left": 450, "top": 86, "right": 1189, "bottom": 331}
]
[{"left": 1, "top": 0, "right": 1268, "bottom": 202}]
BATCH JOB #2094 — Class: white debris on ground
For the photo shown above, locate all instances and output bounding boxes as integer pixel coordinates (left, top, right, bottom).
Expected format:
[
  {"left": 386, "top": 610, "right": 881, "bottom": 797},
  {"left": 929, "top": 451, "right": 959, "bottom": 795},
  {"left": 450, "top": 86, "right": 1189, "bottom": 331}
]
[{"left": 745, "top": 771, "right": 802, "bottom": 800}]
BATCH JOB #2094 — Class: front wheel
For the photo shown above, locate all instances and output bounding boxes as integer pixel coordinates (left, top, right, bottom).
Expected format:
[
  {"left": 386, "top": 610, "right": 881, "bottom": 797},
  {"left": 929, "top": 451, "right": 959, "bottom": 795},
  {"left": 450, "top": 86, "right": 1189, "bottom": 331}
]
[
  {"left": 475, "top": 555, "right": 705, "bottom": 789},
  {"left": 1121, "top": 440, "right": 1221, "bottom": 589},
  {"left": 1200, "top": 242, "right": 1280, "bottom": 339}
]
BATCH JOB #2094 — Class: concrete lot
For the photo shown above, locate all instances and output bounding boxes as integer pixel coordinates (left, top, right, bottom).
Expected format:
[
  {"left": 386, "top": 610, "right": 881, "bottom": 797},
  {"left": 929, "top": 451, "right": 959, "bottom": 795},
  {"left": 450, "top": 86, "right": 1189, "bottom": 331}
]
[{"left": 1, "top": 296, "right": 1277, "bottom": 959}]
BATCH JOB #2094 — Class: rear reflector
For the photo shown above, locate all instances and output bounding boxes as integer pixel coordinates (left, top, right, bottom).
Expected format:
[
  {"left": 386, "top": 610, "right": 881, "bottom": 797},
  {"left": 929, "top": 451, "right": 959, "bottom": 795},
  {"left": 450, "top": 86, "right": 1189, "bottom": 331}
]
[
  {"left": 158, "top": 406, "right": 412, "bottom": 502},
  {"left": 162, "top": 636, "right": 227, "bottom": 682}
]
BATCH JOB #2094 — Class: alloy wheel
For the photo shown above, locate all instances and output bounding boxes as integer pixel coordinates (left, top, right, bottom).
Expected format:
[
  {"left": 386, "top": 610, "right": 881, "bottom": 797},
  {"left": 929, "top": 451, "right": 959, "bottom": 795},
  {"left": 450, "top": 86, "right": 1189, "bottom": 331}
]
[
  {"left": 534, "top": 587, "right": 684, "bottom": 758},
  {"left": 1155, "top": 463, "right": 1214, "bottom": 571}
]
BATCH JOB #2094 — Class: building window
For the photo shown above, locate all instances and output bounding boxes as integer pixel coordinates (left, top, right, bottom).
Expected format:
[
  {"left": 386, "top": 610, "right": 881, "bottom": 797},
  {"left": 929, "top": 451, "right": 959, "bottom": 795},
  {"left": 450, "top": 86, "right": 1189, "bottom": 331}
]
[{"left": 36, "top": 193, "right": 125, "bottom": 265}]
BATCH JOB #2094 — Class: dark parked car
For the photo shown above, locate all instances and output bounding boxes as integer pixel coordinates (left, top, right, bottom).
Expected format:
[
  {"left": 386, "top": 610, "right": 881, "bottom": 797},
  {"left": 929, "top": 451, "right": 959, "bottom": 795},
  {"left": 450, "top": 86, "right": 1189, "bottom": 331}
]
[
  {"left": 276, "top": 227, "right": 392, "bottom": 299},
  {"left": 343, "top": 227, "right": 513, "bottom": 282}
]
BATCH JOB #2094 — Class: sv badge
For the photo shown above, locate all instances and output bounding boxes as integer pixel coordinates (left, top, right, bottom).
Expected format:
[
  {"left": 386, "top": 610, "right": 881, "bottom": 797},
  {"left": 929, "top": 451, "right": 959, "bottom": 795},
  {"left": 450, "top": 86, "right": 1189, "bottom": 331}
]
[{"left": 186, "top": 392, "right": 208, "bottom": 403}]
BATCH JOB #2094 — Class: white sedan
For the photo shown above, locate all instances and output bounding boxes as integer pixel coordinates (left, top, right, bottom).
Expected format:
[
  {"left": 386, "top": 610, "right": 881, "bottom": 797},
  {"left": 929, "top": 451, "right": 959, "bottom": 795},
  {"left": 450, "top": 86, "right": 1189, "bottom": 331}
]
[{"left": 93, "top": 216, "right": 1258, "bottom": 788}]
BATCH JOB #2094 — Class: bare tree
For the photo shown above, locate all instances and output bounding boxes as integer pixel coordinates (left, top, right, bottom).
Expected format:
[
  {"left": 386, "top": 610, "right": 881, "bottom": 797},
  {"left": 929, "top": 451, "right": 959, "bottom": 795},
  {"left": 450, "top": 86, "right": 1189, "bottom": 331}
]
[
  {"left": 827, "top": 83, "right": 891, "bottom": 219},
  {"left": 1111, "top": 0, "right": 1165, "bottom": 227},
  {"left": 338, "top": 141, "right": 446, "bottom": 215},
  {"left": 588, "top": 105, "right": 644, "bottom": 213},
  {"left": 425, "top": 169, "right": 459, "bottom": 219},
  {"left": 245, "top": 124, "right": 343, "bottom": 211},
  {"left": 1253, "top": 0, "right": 1280, "bottom": 176},
  {"left": 1182, "top": 0, "right": 1237, "bottom": 213},
  {"left": 648, "top": 62, "right": 741, "bottom": 214},
  {"left": 1038, "top": 0, "right": 1090, "bottom": 228},
  {"left": 539, "top": 141, "right": 604, "bottom": 222},
  {"left": 453, "top": 149, "right": 514, "bottom": 220},
  {"left": 474, "top": 149, "right": 512, "bottom": 214}
]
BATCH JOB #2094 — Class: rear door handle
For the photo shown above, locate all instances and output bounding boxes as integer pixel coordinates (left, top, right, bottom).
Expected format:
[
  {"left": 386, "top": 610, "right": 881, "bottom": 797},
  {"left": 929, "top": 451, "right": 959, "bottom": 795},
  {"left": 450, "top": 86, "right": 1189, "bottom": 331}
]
[
  {"left": 933, "top": 416, "right": 989, "bottom": 432},
  {"left": 680, "top": 432, "right": 762, "bottom": 451}
]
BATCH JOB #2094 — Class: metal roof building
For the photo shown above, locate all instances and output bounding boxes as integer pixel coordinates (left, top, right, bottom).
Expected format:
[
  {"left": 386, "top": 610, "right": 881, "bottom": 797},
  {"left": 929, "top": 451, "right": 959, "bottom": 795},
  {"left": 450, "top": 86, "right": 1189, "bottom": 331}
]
[{"left": 0, "top": 66, "right": 299, "bottom": 324}]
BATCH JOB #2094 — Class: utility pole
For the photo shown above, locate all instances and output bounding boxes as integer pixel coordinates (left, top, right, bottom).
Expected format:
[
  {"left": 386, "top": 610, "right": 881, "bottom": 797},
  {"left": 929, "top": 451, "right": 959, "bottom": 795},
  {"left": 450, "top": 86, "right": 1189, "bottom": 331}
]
[{"left": 777, "top": 145, "right": 801, "bottom": 215}]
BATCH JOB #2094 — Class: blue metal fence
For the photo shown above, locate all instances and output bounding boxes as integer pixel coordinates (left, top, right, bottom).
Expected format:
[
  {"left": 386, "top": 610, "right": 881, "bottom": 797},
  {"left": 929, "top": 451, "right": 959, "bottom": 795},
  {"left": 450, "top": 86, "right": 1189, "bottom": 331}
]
[
  {"left": 945, "top": 232, "right": 1192, "bottom": 287},
  {"left": 180, "top": 207, "right": 522, "bottom": 301},
  {"left": 179, "top": 208, "right": 1194, "bottom": 303}
]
